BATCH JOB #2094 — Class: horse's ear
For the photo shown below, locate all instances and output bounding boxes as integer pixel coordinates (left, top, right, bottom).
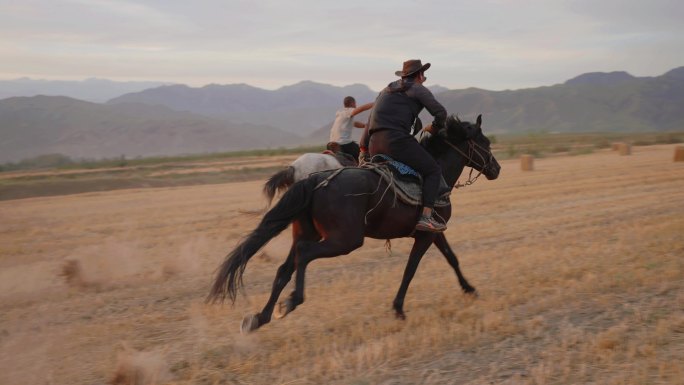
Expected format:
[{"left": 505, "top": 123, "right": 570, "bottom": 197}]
[{"left": 476, "top": 114, "right": 482, "bottom": 128}]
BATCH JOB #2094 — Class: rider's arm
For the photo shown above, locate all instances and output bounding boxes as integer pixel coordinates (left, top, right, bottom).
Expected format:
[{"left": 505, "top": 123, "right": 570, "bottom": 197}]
[
  {"left": 351, "top": 102, "right": 374, "bottom": 117},
  {"left": 413, "top": 86, "right": 446, "bottom": 130}
]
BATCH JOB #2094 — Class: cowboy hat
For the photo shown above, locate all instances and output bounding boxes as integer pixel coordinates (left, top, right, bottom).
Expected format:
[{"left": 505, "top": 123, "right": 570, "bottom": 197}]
[{"left": 395, "top": 59, "right": 431, "bottom": 77}]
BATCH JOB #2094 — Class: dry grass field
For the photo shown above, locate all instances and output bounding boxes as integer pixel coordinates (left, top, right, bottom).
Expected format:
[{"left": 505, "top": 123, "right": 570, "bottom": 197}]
[{"left": 1, "top": 144, "right": 683, "bottom": 385}]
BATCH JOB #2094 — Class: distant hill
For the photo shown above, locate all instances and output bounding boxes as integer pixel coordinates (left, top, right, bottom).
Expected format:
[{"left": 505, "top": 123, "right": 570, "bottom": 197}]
[
  {"left": 0, "top": 78, "right": 171, "bottom": 103},
  {"left": 427, "top": 84, "right": 450, "bottom": 94},
  {"left": 563, "top": 71, "right": 636, "bottom": 86},
  {"left": 427, "top": 67, "right": 684, "bottom": 133},
  {"left": 108, "top": 81, "right": 378, "bottom": 136},
  {"left": 0, "top": 96, "right": 300, "bottom": 162}
]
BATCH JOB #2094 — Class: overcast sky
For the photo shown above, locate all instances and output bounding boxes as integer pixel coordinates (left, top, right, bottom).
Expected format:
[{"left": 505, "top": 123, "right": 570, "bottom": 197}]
[{"left": 1, "top": 0, "right": 682, "bottom": 91}]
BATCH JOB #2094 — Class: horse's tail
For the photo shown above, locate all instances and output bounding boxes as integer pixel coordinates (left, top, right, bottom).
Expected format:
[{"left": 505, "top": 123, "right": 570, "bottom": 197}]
[
  {"left": 207, "top": 176, "right": 318, "bottom": 304},
  {"left": 263, "top": 166, "right": 295, "bottom": 206}
]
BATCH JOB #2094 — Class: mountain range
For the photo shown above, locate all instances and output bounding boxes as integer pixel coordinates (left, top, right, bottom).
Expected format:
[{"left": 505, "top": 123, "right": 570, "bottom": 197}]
[
  {"left": 0, "top": 78, "right": 170, "bottom": 103},
  {"left": 1, "top": 67, "right": 682, "bottom": 163},
  {"left": 108, "top": 81, "right": 379, "bottom": 136},
  {"left": 432, "top": 67, "right": 684, "bottom": 134},
  {"left": 0, "top": 96, "right": 297, "bottom": 162}
]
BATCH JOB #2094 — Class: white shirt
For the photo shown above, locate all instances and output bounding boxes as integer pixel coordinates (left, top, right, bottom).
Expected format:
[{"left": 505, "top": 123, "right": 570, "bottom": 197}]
[{"left": 329, "top": 107, "right": 355, "bottom": 144}]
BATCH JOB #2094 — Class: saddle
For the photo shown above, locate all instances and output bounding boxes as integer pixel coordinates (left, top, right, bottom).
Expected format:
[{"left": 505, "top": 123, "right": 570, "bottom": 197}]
[
  {"left": 324, "top": 142, "right": 358, "bottom": 167},
  {"left": 313, "top": 150, "right": 450, "bottom": 208},
  {"left": 363, "top": 154, "right": 451, "bottom": 207}
]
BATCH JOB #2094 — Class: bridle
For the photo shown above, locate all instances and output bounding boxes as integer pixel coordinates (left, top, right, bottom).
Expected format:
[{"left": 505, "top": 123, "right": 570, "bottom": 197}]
[{"left": 442, "top": 135, "right": 494, "bottom": 189}]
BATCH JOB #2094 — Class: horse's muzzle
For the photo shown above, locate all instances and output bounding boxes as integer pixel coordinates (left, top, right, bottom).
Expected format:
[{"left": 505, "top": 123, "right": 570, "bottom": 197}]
[{"left": 485, "top": 161, "right": 501, "bottom": 180}]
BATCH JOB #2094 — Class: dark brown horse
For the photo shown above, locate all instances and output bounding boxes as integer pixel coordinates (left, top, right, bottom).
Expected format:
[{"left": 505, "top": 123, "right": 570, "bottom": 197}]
[{"left": 207, "top": 115, "right": 501, "bottom": 332}]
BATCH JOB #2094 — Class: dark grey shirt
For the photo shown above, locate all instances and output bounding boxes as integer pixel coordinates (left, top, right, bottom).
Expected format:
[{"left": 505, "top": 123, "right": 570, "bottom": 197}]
[{"left": 361, "top": 79, "right": 446, "bottom": 149}]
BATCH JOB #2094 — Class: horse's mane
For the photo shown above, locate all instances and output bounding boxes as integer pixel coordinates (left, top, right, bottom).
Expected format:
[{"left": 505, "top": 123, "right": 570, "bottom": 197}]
[{"left": 420, "top": 114, "right": 468, "bottom": 157}]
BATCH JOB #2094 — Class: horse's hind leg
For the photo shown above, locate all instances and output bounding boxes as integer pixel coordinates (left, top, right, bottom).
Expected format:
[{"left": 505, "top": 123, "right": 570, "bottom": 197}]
[
  {"left": 433, "top": 233, "right": 476, "bottom": 294},
  {"left": 247, "top": 246, "right": 295, "bottom": 330},
  {"left": 240, "top": 241, "right": 297, "bottom": 333},
  {"left": 240, "top": 221, "right": 320, "bottom": 333},
  {"left": 393, "top": 232, "right": 435, "bottom": 319},
  {"left": 281, "top": 231, "right": 364, "bottom": 316}
]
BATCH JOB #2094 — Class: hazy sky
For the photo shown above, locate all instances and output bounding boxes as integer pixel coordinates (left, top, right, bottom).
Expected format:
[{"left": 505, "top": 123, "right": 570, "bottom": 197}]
[{"left": 1, "top": 0, "right": 682, "bottom": 91}]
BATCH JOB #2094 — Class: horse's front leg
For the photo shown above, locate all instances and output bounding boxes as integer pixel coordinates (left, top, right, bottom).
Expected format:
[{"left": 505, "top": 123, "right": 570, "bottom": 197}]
[
  {"left": 433, "top": 233, "right": 477, "bottom": 295},
  {"left": 393, "top": 232, "right": 436, "bottom": 319}
]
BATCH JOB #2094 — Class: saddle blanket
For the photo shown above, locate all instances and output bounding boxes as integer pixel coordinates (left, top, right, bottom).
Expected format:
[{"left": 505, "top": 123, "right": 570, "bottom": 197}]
[{"left": 314, "top": 163, "right": 451, "bottom": 208}]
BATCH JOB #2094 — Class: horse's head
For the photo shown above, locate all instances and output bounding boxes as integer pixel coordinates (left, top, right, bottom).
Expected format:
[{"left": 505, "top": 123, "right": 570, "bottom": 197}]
[{"left": 442, "top": 114, "right": 501, "bottom": 180}]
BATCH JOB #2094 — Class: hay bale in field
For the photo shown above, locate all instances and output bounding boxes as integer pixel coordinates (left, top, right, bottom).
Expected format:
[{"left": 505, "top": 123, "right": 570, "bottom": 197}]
[
  {"left": 611, "top": 142, "right": 622, "bottom": 151},
  {"left": 520, "top": 154, "right": 534, "bottom": 171},
  {"left": 617, "top": 142, "right": 631, "bottom": 155},
  {"left": 674, "top": 146, "right": 684, "bottom": 162}
]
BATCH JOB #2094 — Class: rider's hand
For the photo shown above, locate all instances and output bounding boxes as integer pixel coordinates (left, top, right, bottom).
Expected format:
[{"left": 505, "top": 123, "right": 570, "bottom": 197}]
[{"left": 358, "top": 151, "right": 370, "bottom": 165}]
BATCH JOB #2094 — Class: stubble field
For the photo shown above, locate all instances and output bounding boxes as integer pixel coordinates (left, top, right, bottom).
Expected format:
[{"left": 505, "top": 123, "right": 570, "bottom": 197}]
[{"left": 1, "top": 144, "right": 683, "bottom": 385}]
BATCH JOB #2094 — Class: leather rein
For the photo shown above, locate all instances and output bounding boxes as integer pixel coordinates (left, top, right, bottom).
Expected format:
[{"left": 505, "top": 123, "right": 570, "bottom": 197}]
[{"left": 442, "top": 137, "right": 494, "bottom": 189}]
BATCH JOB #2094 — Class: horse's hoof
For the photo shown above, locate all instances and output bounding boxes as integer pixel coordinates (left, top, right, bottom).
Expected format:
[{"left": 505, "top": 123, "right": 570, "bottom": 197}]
[
  {"left": 464, "top": 289, "right": 479, "bottom": 299},
  {"left": 240, "top": 314, "right": 260, "bottom": 334},
  {"left": 274, "top": 299, "right": 294, "bottom": 319},
  {"left": 395, "top": 311, "right": 406, "bottom": 320}
]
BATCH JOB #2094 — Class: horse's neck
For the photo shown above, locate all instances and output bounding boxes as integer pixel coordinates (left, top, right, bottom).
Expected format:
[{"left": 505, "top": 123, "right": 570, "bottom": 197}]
[{"left": 437, "top": 150, "right": 465, "bottom": 188}]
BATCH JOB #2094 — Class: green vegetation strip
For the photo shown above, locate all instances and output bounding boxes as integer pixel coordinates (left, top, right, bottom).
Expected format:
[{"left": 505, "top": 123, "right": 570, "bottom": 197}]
[
  {"left": 0, "top": 166, "right": 285, "bottom": 201},
  {"left": 0, "top": 145, "right": 326, "bottom": 172}
]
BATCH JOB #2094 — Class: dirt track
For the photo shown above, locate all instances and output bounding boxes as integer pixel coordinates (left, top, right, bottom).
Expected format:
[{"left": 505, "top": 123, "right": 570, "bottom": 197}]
[{"left": 1, "top": 145, "right": 682, "bottom": 384}]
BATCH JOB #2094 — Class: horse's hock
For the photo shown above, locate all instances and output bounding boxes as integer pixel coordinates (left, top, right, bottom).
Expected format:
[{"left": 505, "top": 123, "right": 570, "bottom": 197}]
[
  {"left": 674, "top": 146, "right": 684, "bottom": 162},
  {"left": 520, "top": 154, "right": 534, "bottom": 171}
]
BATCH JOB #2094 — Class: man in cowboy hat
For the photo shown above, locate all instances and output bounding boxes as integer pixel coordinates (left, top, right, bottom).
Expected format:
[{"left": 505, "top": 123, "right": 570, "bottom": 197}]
[{"left": 360, "top": 59, "right": 448, "bottom": 232}]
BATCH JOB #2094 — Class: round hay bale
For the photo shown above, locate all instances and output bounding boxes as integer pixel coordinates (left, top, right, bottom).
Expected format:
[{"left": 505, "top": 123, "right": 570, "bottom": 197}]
[
  {"left": 674, "top": 146, "right": 684, "bottom": 162},
  {"left": 618, "top": 142, "right": 631, "bottom": 156},
  {"left": 520, "top": 154, "right": 534, "bottom": 171},
  {"left": 611, "top": 142, "right": 622, "bottom": 151}
]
